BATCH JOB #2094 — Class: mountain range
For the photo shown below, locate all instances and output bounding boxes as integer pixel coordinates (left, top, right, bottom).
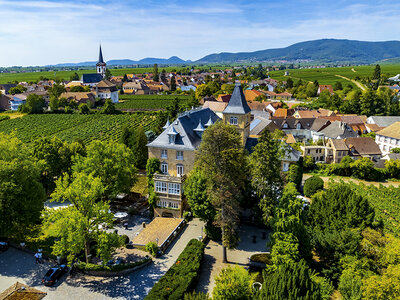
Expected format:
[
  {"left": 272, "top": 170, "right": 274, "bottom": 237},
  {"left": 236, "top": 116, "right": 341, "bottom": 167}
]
[{"left": 51, "top": 39, "right": 400, "bottom": 67}]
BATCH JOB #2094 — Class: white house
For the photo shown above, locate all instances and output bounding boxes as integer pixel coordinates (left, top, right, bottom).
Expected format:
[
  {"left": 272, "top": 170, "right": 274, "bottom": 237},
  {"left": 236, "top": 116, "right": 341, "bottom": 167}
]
[
  {"left": 9, "top": 94, "right": 27, "bottom": 111},
  {"left": 95, "top": 80, "right": 119, "bottom": 103},
  {"left": 375, "top": 122, "right": 400, "bottom": 155}
]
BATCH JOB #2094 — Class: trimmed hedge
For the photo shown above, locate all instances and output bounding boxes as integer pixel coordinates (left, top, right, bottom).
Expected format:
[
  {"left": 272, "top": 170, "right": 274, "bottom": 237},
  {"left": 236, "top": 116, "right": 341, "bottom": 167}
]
[
  {"left": 76, "top": 257, "right": 151, "bottom": 272},
  {"left": 304, "top": 176, "right": 324, "bottom": 197},
  {"left": 145, "top": 239, "right": 205, "bottom": 300}
]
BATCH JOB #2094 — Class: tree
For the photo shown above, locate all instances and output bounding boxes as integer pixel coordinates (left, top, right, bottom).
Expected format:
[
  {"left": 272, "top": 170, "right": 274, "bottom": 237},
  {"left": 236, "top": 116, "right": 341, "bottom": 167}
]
[
  {"left": 70, "top": 72, "right": 80, "bottom": 81},
  {"left": 259, "top": 259, "right": 321, "bottom": 300},
  {"left": 43, "top": 172, "right": 122, "bottom": 263},
  {"left": 213, "top": 266, "right": 253, "bottom": 300},
  {"left": 120, "top": 125, "right": 135, "bottom": 149},
  {"left": 160, "top": 69, "right": 166, "bottom": 83},
  {"left": 362, "top": 265, "right": 400, "bottom": 299},
  {"left": 373, "top": 64, "right": 381, "bottom": 80},
  {"left": 19, "top": 94, "right": 45, "bottom": 114},
  {"left": 78, "top": 103, "right": 90, "bottom": 114},
  {"left": 9, "top": 85, "right": 27, "bottom": 95},
  {"left": 184, "top": 168, "right": 216, "bottom": 224},
  {"left": 146, "top": 157, "right": 160, "bottom": 215},
  {"left": 0, "top": 133, "right": 46, "bottom": 238},
  {"left": 286, "top": 77, "right": 294, "bottom": 88},
  {"left": 72, "top": 140, "right": 137, "bottom": 199},
  {"left": 49, "top": 96, "right": 60, "bottom": 111},
  {"left": 153, "top": 64, "right": 159, "bottom": 82},
  {"left": 286, "top": 163, "right": 303, "bottom": 189},
  {"left": 132, "top": 125, "right": 148, "bottom": 169},
  {"left": 70, "top": 85, "right": 90, "bottom": 92},
  {"left": 350, "top": 157, "right": 375, "bottom": 180},
  {"left": 334, "top": 81, "right": 343, "bottom": 90},
  {"left": 249, "top": 130, "right": 283, "bottom": 225},
  {"left": 48, "top": 82, "right": 66, "bottom": 99},
  {"left": 195, "top": 122, "right": 247, "bottom": 263},
  {"left": 102, "top": 98, "right": 118, "bottom": 114},
  {"left": 170, "top": 75, "right": 177, "bottom": 91},
  {"left": 304, "top": 176, "right": 324, "bottom": 197},
  {"left": 360, "top": 89, "right": 384, "bottom": 116},
  {"left": 105, "top": 69, "right": 112, "bottom": 80}
]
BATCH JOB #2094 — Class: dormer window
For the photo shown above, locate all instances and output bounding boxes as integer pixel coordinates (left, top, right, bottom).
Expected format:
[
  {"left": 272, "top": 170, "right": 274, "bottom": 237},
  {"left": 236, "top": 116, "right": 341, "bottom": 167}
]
[
  {"left": 230, "top": 116, "right": 238, "bottom": 125},
  {"left": 194, "top": 120, "right": 205, "bottom": 137},
  {"left": 296, "top": 123, "right": 301, "bottom": 130},
  {"left": 167, "top": 126, "right": 178, "bottom": 144},
  {"left": 283, "top": 123, "right": 288, "bottom": 129}
]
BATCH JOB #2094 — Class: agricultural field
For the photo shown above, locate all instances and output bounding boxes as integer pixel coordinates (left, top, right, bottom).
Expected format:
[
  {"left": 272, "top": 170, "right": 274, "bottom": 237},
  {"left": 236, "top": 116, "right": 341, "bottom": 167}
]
[
  {"left": 351, "top": 183, "right": 400, "bottom": 236},
  {"left": 0, "top": 112, "right": 159, "bottom": 144},
  {"left": 116, "top": 94, "right": 190, "bottom": 110},
  {"left": 0, "top": 66, "right": 190, "bottom": 84},
  {"left": 269, "top": 64, "right": 400, "bottom": 86}
]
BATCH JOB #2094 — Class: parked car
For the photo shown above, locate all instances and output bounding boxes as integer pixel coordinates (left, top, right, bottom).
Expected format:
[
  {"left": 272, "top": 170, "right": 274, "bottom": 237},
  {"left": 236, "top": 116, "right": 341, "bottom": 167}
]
[
  {"left": 42, "top": 265, "right": 68, "bottom": 286},
  {"left": 0, "top": 241, "right": 8, "bottom": 251}
]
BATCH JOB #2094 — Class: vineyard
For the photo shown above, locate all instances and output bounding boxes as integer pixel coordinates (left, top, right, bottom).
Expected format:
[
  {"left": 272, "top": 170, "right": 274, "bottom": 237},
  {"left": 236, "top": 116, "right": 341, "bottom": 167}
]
[
  {"left": 116, "top": 94, "right": 190, "bottom": 110},
  {"left": 0, "top": 113, "right": 159, "bottom": 144},
  {"left": 350, "top": 183, "right": 400, "bottom": 236}
]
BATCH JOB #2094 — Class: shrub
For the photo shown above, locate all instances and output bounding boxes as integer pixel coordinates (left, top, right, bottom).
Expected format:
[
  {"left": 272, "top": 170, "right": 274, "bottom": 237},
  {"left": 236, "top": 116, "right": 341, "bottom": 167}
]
[
  {"left": 76, "top": 257, "right": 151, "bottom": 272},
  {"left": 145, "top": 239, "right": 204, "bottom": 300},
  {"left": 213, "top": 266, "right": 253, "bottom": 300},
  {"left": 0, "top": 115, "right": 10, "bottom": 122},
  {"left": 145, "top": 241, "right": 158, "bottom": 257},
  {"left": 183, "top": 292, "right": 210, "bottom": 300},
  {"left": 304, "top": 176, "right": 324, "bottom": 197}
]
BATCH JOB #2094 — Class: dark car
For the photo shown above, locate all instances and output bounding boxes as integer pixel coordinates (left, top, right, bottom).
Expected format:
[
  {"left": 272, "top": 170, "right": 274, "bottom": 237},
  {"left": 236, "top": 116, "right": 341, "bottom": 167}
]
[
  {"left": 0, "top": 241, "right": 8, "bottom": 251},
  {"left": 42, "top": 265, "right": 68, "bottom": 286}
]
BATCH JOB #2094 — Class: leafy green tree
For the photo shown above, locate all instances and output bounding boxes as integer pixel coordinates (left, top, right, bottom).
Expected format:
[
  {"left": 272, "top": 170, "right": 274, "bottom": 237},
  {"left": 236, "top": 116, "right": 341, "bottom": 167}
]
[
  {"left": 9, "top": 84, "right": 27, "bottom": 95},
  {"left": 0, "top": 133, "right": 46, "bottom": 238},
  {"left": 48, "top": 82, "right": 66, "bottom": 99},
  {"left": 195, "top": 122, "right": 247, "bottom": 262},
  {"left": 170, "top": 75, "right": 177, "bottom": 91},
  {"left": 19, "top": 94, "right": 45, "bottom": 114},
  {"left": 43, "top": 172, "right": 122, "bottom": 263},
  {"left": 373, "top": 64, "right": 381, "bottom": 80},
  {"left": 286, "top": 77, "right": 294, "bottom": 88},
  {"left": 362, "top": 264, "right": 400, "bottom": 299},
  {"left": 213, "top": 266, "right": 253, "bottom": 300},
  {"left": 70, "top": 72, "right": 80, "bottom": 81},
  {"left": 49, "top": 96, "right": 60, "bottom": 111},
  {"left": 145, "top": 241, "right": 158, "bottom": 257},
  {"left": 184, "top": 168, "right": 216, "bottom": 224},
  {"left": 78, "top": 103, "right": 90, "bottom": 114},
  {"left": 120, "top": 125, "right": 135, "bottom": 149},
  {"left": 304, "top": 176, "right": 324, "bottom": 197},
  {"left": 334, "top": 81, "right": 343, "bottom": 90},
  {"left": 105, "top": 69, "right": 112, "bottom": 80},
  {"left": 153, "top": 64, "right": 159, "bottom": 82},
  {"left": 249, "top": 130, "right": 283, "bottom": 225},
  {"left": 350, "top": 157, "right": 375, "bottom": 180},
  {"left": 160, "top": 69, "right": 166, "bottom": 83},
  {"left": 286, "top": 162, "right": 303, "bottom": 190},
  {"left": 72, "top": 140, "right": 137, "bottom": 199},
  {"left": 360, "top": 89, "right": 384, "bottom": 116},
  {"left": 102, "top": 98, "right": 118, "bottom": 114},
  {"left": 132, "top": 125, "right": 148, "bottom": 169},
  {"left": 259, "top": 259, "right": 321, "bottom": 300}
]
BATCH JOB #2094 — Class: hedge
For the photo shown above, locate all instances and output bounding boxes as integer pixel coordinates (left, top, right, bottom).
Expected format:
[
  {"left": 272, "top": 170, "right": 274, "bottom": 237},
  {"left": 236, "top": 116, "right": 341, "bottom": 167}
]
[
  {"left": 304, "top": 176, "right": 324, "bottom": 197},
  {"left": 145, "top": 239, "right": 204, "bottom": 300},
  {"left": 76, "top": 257, "right": 151, "bottom": 272}
]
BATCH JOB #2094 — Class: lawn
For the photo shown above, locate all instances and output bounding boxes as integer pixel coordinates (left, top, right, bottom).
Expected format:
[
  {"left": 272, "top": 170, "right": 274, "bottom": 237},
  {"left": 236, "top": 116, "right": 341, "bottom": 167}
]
[{"left": 131, "top": 175, "right": 148, "bottom": 196}]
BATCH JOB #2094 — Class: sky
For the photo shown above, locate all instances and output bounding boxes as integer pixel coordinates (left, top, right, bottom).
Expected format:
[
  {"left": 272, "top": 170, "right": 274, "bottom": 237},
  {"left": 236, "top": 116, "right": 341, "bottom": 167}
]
[{"left": 0, "top": 0, "right": 399, "bottom": 66}]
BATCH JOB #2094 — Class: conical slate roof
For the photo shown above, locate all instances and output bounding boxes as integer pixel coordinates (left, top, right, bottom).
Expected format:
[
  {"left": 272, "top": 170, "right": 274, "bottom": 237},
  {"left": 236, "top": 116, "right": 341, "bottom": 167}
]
[
  {"left": 194, "top": 120, "right": 205, "bottom": 132},
  {"left": 223, "top": 82, "right": 251, "bottom": 114},
  {"left": 98, "top": 45, "right": 105, "bottom": 64},
  {"left": 163, "top": 119, "right": 170, "bottom": 130}
]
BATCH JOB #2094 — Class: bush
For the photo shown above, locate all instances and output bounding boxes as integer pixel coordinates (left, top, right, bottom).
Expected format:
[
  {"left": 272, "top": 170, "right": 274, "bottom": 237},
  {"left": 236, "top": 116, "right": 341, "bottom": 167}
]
[
  {"left": 145, "top": 241, "right": 158, "bottom": 257},
  {"left": 145, "top": 239, "right": 204, "bottom": 300},
  {"left": 183, "top": 292, "right": 210, "bottom": 300},
  {"left": 213, "top": 266, "right": 253, "bottom": 300},
  {"left": 76, "top": 257, "right": 151, "bottom": 272},
  {"left": 304, "top": 176, "right": 324, "bottom": 197}
]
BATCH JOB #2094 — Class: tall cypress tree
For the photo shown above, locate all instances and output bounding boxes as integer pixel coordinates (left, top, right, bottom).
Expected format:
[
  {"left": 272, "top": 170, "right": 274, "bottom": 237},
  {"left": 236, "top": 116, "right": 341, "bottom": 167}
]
[
  {"left": 153, "top": 64, "right": 159, "bottom": 82},
  {"left": 132, "top": 126, "right": 148, "bottom": 169}
]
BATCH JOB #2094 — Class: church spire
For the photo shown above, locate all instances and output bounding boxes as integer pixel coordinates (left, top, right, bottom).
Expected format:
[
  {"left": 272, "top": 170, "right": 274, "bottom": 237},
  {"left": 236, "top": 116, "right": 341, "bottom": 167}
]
[{"left": 98, "top": 45, "right": 105, "bottom": 64}]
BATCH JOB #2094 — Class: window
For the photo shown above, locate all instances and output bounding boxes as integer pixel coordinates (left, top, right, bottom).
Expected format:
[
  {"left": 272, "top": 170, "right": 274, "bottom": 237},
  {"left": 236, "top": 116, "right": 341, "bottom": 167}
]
[
  {"left": 283, "top": 123, "right": 288, "bottom": 129},
  {"left": 230, "top": 116, "right": 238, "bottom": 125},
  {"left": 177, "top": 164, "right": 184, "bottom": 176},
  {"left": 307, "top": 149, "right": 310, "bottom": 154},
  {"left": 176, "top": 151, "right": 183, "bottom": 160},
  {"left": 155, "top": 181, "right": 167, "bottom": 193},
  {"left": 168, "top": 183, "right": 181, "bottom": 195},
  {"left": 161, "top": 163, "right": 168, "bottom": 174},
  {"left": 296, "top": 123, "right": 301, "bottom": 129},
  {"left": 282, "top": 163, "right": 289, "bottom": 172},
  {"left": 161, "top": 149, "right": 168, "bottom": 159},
  {"left": 157, "top": 200, "right": 167, "bottom": 208},
  {"left": 168, "top": 202, "right": 179, "bottom": 209},
  {"left": 169, "top": 135, "right": 176, "bottom": 144}
]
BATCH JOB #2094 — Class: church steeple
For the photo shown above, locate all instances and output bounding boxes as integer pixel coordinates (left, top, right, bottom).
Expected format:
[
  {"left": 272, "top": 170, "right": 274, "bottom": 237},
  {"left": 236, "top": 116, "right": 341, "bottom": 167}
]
[
  {"left": 96, "top": 45, "right": 107, "bottom": 78},
  {"left": 98, "top": 45, "right": 105, "bottom": 64}
]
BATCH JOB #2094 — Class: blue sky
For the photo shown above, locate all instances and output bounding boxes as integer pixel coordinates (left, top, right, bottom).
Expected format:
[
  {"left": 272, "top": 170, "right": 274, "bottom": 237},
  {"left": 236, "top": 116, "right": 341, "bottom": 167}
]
[{"left": 0, "top": 0, "right": 399, "bottom": 66}]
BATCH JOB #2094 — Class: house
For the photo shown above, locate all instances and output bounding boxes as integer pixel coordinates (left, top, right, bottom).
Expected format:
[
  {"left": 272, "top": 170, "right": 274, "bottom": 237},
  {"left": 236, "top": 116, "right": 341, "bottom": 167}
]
[
  {"left": 0, "top": 84, "right": 17, "bottom": 95},
  {"left": 345, "top": 137, "right": 381, "bottom": 161},
  {"left": 293, "top": 109, "right": 334, "bottom": 119},
  {"left": 272, "top": 118, "right": 316, "bottom": 141},
  {"left": 244, "top": 89, "right": 263, "bottom": 101},
  {"left": 273, "top": 108, "right": 294, "bottom": 118},
  {"left": 202, "top": 101, "right": 228, "bottom": 118},
  {"left": 147, "top": 107, "right": 220, "bottom": 217},
  {"left": 317, "top": 85, "right": 334, "bottom": 95},
  {"left": 265, "top": 102, "right": 283, "bottom": 115},
  {"left": 249, "top": 117, "right": 279, "bottom": 137},
  {"left": 60, "top": 92, "right": 96, "bottom": 105},
  {"left": 0, "top": 281, "right": 46, "bottom": 300},
  {"left": 366, "top": 116, "right": 400, "bottom": 128},
  {"left": 319, "top": 121, "right": 358, "bottom": 139},
  {"left": 301, "top": 145, "right": 329, "bottom": 163},
  {"left": 9, "top": 94, "right": 27, "bottom": 111},
  {"left": 0, "top": 94, "right": 12, "bottom": 110},
  {"left": 375, "top": 122, "right": 400, "bottom": 155},
  {"left": 216, "top": 94, "right": 231, "bottom": 103},
  {"left": 340, "top": 116, "right": 367, "bottom": 135},
  {"left": 326, "top": 139, "right": 349, "bottom": 163},
  {"left": 95, "top": 80, "right": 119, "bottom": 103},
  {"left": 180, "top": 85, "right": 196, "bottom": 92},
  {"left": 281, "top": 145, "right": 302, "bottom": 172},
  {"left": 382, "top": 153, "right": 400, "bottom": 161},
  {"left": 122, "top": 81, "right": 150, "bottom": 94}
]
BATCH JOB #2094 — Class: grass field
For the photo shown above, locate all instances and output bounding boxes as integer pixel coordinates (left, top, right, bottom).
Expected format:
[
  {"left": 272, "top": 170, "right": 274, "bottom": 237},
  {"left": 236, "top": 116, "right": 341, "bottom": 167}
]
[
  {"left": 269, "top": 65, "right": 400, "bottom": 86},
  {"left": 0, "top": 112, "right": 159, "bottom": 143},
  {"left": 116, "top": 94, "right": 190, "bottom": 110},
  {"left": 0, "top": 66, "right": 189, "bottom": 84}
]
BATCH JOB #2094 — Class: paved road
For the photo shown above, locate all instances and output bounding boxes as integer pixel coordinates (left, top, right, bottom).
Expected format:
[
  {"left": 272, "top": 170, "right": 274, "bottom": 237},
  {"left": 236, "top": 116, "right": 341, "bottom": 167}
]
[{"left": 0, "top": 218, "right": 205, "bottom": 300}]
